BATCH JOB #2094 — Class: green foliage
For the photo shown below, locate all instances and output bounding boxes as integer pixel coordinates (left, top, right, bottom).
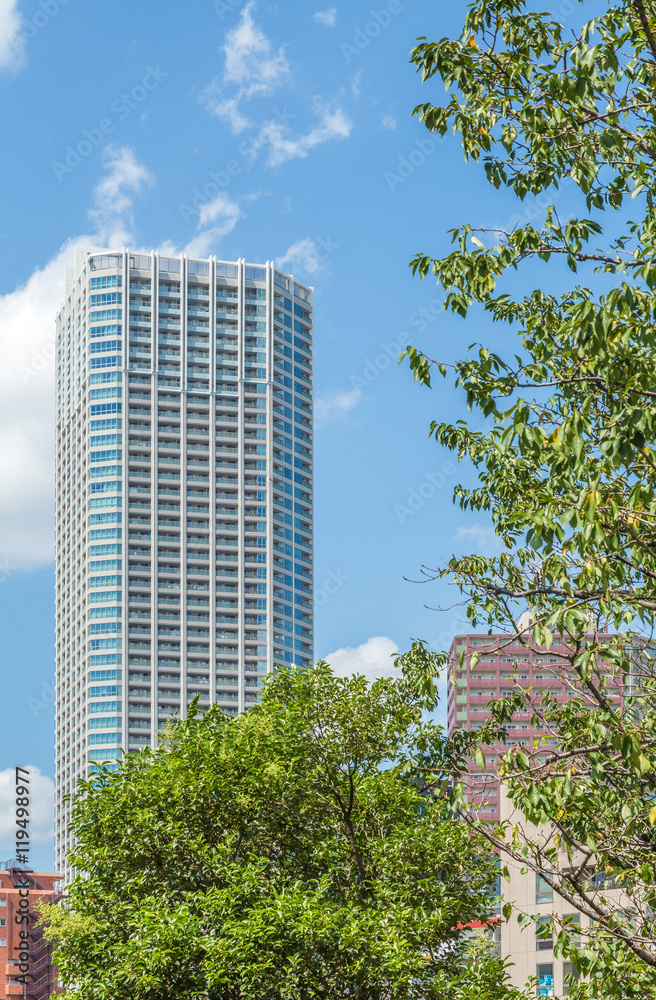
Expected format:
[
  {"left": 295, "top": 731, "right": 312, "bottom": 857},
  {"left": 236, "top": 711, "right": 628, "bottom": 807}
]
[
  {"left": 403, "top": 0, "right": 656, "bottom": 995},
  {"left": 42, "top": 665, "right": 517, "bottom": 1000}
]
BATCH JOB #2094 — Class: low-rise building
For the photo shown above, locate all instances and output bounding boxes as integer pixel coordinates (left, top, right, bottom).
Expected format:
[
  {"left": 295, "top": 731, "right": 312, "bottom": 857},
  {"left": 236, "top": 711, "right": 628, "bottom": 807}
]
[{"left": 0, "top": 864, "right": 63, "bottom": 1000}]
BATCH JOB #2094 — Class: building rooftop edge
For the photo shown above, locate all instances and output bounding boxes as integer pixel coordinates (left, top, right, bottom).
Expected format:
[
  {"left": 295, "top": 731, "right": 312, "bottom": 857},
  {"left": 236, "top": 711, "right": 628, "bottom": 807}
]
[{"left": 67, "top": 248, "right": 314, "bottom": 292}]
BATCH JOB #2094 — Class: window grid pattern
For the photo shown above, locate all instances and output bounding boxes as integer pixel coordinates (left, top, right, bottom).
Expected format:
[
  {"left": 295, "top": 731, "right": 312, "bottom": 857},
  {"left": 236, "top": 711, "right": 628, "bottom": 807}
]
[{"left": 55, "top": 252, "right": 314, "bottom": 881}]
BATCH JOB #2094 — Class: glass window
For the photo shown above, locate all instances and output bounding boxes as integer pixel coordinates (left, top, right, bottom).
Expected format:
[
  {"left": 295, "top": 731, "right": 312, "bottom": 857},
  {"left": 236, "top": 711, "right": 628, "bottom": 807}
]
[
  {"left": 89, "top": 435, "right": 121, "bottom": 449},
  {"left": 536, "top": 873, "right": 553, "bottom": 905},
  {"left": 89, "top": 254, "right": 121, "bottom": 271},
  {"left": 89, "top": 733, "right": 121, "bottom": 745},
  {"left": 563, "top": 913, "right": 581, "bottom": 946},
  {"left": 88, "top": 670, "right": 121, "bottom": 683},
  {"left": 216, "top": 264, "right": 239, "bottom": 279},
  {"left": 88, "top": 717, "right": 122, "bottom": 729},
  {"left": 130, "top": 254, "right": 152, "bottom": 270},
  {"left": 90, "top": 339, "right": 121, "bottom": 354},
  {"left": 90, "top": 324, "right": 121, "bottom": 338},
  {"left": 90, "top": 402, "right": 121, "bottom": 417},
  {"left": 90, "top": 418, "right": 122, "bottom": 432},
  {"left": 536, "top": 963, "right": 554, "bottom": 997},
  {"left": 89, "top": 309, "right": 122, "bottom": 323},
  {"left": 188, "top": 261, "right": 209, "bottom": 276},
  {"left": 88, "top": 591, "right": 121, "bottom": 604},
  {"left": 88, "top": 701, "right": 120, "bottom": 714},
  {"left": 90, "top": 292, "right": 122, "bottom": 307},
  {"left": 158, "top": 257, "right": 180, "bottom": 273},
  {"left": 90, "top": 275, "right": 122, "bottom": 289},
  {"left": 89, "top": 386, "right": 121, "bottom": 401},
  {"left": 536, "top": 916, "right": 553, "bottom": 951},
  {"left": 563, "top": 961, "right": 579, "bottom": 995}
]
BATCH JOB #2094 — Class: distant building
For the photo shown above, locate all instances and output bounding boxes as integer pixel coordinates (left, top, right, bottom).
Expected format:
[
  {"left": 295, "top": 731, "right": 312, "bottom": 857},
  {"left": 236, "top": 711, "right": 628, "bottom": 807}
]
[
  {"left": 446, "top": 628, "right": 618, "bottom": 819},
  {"left": 0, "top": 864, "right": 62, "bottom": 1000},
  {"left": 446, "top": 629, "right": 621, "bottom": 996}
]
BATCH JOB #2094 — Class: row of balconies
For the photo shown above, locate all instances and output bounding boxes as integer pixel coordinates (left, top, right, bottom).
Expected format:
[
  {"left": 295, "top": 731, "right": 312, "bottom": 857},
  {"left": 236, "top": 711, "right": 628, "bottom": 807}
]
[{"left": 123, "top": 336, "right": 310, "bottom": 358}]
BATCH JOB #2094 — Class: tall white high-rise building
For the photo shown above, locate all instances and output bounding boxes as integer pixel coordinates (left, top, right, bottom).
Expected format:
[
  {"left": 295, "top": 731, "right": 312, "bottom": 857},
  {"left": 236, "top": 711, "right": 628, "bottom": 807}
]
[{"left": 54, "top": 250, "right": 314, "bottom": 876}]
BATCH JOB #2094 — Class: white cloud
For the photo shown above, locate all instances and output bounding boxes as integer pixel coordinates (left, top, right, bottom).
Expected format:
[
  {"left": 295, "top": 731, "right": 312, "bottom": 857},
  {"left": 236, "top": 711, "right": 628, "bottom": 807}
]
[
  {"left": 162, "top": 192, "right": 250, "bottom": 259},
  {"left": 155, "top": 239, "right": 180, "bottom": 256},
  {"left": 223, "top": 1, "right": 289, "bottom": 95},
  {"left": 0, "top": 0, "right": 25, "bottom": 71},
  {"left": 0, "top": 240, "right": 76, "bottom": 568},
  {"left": 314, "top": 388, "right": 362, "bottom": 425},
  {"left": 204, "top": 1, "right": 289, "bottom": 133},
  {"left": 89, "top": 145, "right": 154, "bottom": 246},
  {"left": 314, "top": 7, "right": 337, "bottom": 27},
  {"left": 197, "top": 191, "right": 244, "bottom": 231},
  {"left": 380, "top": 114, "right": 397, "bottom": 130},
  {"left": 326, "top": 636, "right": 401, "bottom": 683},
  {"left": 0, "top": 767, "right": 53, "bottom": 846},
  {"left": 278, "top": 237, "right": 325, "bottom": 275},
  {"left": 203, "top": 5, "right": 353, "bottom": 165},
  {"left": 0, "top": 149, "right": 151, "bottom": 570},
  {"left": 188, "top": 191, "right": 254, "bottom": 258},
  {"left": 182, "top": 231, "right": 224, "bottom": 260},
  {"left": 254, "top": 104, "right": 352, "bottom": 167},
  {"left": 209, "top": 95, "right": 252, "bottom": 134}
]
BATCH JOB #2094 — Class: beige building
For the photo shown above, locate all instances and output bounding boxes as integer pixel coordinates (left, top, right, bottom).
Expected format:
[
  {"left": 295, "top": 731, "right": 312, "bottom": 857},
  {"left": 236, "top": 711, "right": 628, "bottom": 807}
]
[{"left": 498, "top": 788, "right": 587, "bottom": 996}]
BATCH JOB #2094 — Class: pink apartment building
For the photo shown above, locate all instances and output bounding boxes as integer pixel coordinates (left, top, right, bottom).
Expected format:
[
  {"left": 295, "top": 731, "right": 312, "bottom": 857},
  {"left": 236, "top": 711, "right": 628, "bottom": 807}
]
[{"left": 446, "top": 630, "right": 618, "bottom": 817}]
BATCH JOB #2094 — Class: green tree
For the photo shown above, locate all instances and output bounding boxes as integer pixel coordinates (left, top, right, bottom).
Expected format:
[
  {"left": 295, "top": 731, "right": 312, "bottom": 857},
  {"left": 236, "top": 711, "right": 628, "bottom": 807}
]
[
  {"left": 41, "top": 665, "right": 517, "bottom": 1000},
  {"left": 400, "top": 0, "right": 656, "bottom": 996}
]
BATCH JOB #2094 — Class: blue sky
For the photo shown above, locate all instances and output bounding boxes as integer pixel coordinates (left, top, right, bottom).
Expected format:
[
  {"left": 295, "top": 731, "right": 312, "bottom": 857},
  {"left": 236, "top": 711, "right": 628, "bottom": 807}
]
[{"left": 0, "top": 0, "right": 591, "bottom": 869}]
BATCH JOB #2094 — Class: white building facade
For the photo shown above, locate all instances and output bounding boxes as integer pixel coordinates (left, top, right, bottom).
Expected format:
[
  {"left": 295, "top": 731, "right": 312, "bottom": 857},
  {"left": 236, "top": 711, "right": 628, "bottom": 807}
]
[{"left": 54, "top": 250, "right": 314, "bottom": 875}]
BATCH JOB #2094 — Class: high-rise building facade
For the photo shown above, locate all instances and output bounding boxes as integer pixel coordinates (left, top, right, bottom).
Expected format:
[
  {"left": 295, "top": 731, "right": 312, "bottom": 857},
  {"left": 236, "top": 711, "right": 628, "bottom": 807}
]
[{"left": 55, "top": 250, "right": 314, "bottom": 876}]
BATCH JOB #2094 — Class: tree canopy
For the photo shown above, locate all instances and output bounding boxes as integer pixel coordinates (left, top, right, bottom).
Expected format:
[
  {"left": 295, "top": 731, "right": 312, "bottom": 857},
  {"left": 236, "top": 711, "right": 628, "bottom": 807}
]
[
  {"left": 41, "top": 664, "right": 516, "bottom": 1000},
  {"left": 401, "top": 0, "right": 656, "bottom": 996}
]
